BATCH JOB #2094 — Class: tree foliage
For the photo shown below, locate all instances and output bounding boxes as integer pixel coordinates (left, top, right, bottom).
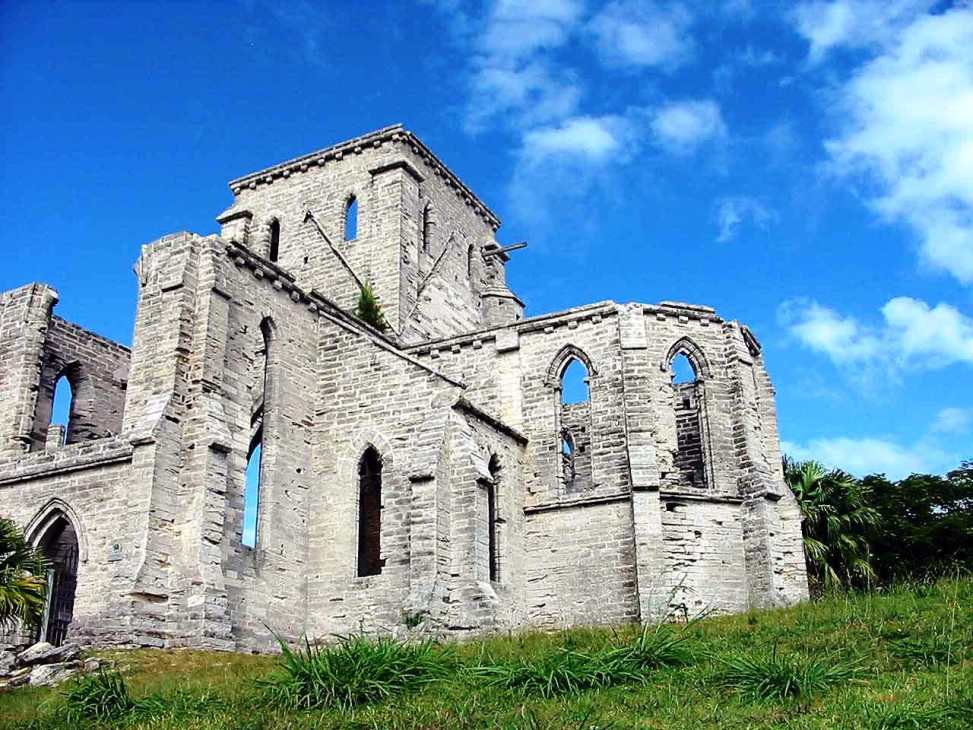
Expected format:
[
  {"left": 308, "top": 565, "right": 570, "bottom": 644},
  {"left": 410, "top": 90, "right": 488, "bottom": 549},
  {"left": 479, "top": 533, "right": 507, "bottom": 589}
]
[
  {"left": 785, "top": 456, "right": 973, "bottom": 590},
  {"left": 783, "top": 457, "right": 880, "bottom": 592},
  {"left": 0, "top": 516, "right": 50, "bottom": 628},
  {"left": 354, "top": 282, "right": 388, "bottom": 333},
  {"left": 863, "top": 460, "right": 973, "bottom": 582}
]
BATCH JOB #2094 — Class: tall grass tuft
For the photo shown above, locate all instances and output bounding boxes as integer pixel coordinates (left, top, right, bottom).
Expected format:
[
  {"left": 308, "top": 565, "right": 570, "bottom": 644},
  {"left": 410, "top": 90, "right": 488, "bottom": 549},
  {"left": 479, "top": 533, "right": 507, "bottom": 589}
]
[
  {"left": 472, "top": 647, "right": 640, "bottom": 699},
  {"left": 63, "top": 669, "right": 134, "bottom": 721},
  {"left": 261, "top": 633, "right": 452, "bottom": 710},
  {"left": 718, "top": 648, "right": 862, "bottom": 701},
  {"left": 605, "top": 623, "right": 695, "bottom": 671}
]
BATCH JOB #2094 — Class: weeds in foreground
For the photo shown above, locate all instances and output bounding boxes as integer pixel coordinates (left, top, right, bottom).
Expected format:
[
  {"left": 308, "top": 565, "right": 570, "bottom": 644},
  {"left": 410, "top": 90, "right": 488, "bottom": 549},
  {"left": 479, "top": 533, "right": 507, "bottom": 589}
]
[
  {"left": 718, "top": 647, "right": 863, "bottom": 701},
  {"left": 62, "top": 669, "right": 133, "bottom": 721},
  {"left": 472, "top": 626, "right": 695, "bottom": 699},
  {"left": 888, "top": 631, "right": 968, "bottom": 668},
  {"left": 260, "top": 633, "right": 452, "bottom": 710},
  {"left": 861, "top": 698, "right": 970, "bottom": 729},
  {"left": 604, "top": 623, "right": 695, "bottom": 671}
]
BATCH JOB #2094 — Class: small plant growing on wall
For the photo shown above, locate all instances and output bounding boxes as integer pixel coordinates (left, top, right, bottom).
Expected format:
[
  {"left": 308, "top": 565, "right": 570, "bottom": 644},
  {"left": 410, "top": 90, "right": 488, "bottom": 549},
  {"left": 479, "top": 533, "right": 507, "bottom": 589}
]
[{"left": 355, "top": 282, "right": 388, "bottom": 333}]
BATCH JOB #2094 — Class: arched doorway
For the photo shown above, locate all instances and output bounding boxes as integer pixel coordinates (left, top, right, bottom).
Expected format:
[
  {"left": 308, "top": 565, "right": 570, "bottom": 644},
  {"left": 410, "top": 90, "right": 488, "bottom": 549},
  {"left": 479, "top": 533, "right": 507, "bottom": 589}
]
[{"left": 35, "top": 515, "right": 79, "bottom": 646}]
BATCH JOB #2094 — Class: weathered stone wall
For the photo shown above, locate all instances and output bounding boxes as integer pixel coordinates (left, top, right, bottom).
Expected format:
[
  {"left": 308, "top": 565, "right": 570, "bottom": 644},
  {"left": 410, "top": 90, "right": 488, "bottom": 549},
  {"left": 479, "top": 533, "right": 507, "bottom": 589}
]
[
  {"left": 0, "top": 126, "right": 807, "bottom": 652},
  {"left": 29, "top": 317, "right": 130, "bottom": 450}
]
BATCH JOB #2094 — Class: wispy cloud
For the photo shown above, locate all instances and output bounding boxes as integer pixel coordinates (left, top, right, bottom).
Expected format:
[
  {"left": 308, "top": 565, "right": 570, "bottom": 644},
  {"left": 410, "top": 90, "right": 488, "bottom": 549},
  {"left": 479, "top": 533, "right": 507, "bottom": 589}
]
[
  {"left": 932, "top": 407, "right": 972, "bottom": 435},
  {"left": 715, "top": 196, "right": 776, "bottom": 242},
  {"left": 794, "top": 2, "right": 973, "bottom": 285},
  {"left": 778, "top": 296, "right": 973, "bottom": 379},
  {"left": 781, "top": 434, "right": 953, "bottom": 478},
  {"left": 588, "top": 1, "right": 695, "bottom": 70},
  {"left": 650, "top": 99, "right": 726, "bottom": 154},
  {"left": 791, "top": 0, "right": 936, "bottom": 63}
]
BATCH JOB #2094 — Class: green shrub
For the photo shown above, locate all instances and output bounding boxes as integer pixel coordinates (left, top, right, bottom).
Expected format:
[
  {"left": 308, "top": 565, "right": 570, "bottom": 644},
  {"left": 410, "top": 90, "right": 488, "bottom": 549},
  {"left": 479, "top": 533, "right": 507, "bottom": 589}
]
[
  {"left": 718, "top": 648, "right": 863, "bottom": 701},
  {"left": 261, "top": 634, "right": 452, "bottom": 710},
  {"left": 63, "top": 669, "right": 134, "bottom": 721}
]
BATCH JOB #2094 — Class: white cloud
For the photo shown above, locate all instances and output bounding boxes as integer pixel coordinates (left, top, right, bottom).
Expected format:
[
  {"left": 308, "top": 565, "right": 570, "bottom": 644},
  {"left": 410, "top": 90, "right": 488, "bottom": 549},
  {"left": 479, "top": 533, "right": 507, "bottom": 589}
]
[
  {"left": 781, "top": 435, "right": 949, "bottom": 478},
  {"left": 651, "top": 99, "right": 727, "bottom": 153},
  {"left": 522, "top": 115, "right": 630, "bottom": 164},
  {"left": 779, "top": 296, "right": 973, "bottom": 372},
  {"left": 588, "top": 1, "right": 694, "bottom": 69},
  {"left": 792, "top": 0, "right": 936, "bottom": 63},
  {"left": 464, "top": 0, "right": 585, "bottom": 132},
  {"left": 482, "top": 0, "right": 585, "bottom": 60},
  {"left": 715, "top": 196, "right": 776, "bottom": 242},
  {"left": 932, "top": 407, "right": 972, "bottom": 434},
  {"left": 804, "top": 4, "right": 973, "bottom": 284}
]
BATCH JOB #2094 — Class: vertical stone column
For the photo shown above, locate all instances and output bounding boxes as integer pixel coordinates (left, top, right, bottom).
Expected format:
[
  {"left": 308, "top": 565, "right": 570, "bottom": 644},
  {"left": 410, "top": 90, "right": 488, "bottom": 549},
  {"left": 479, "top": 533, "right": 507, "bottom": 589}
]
[
  {"left": 723, "top": 322, "right": 807, "bottom": 607},
  {"left": 618, "top": 304, "right": 667, "bottom": 621},
  {"left": 367, "top": 159, "right": 424, "bottom": 335},
  {"left": 0, "top": 283, "right": 58, "bottom": 457}
]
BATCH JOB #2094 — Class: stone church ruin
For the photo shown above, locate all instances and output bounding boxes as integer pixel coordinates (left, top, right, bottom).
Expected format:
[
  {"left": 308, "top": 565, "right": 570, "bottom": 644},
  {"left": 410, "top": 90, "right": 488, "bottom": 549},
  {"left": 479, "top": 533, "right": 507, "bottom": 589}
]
[{"left": 0, "top": 125, "right": 807, "bottom": 650}]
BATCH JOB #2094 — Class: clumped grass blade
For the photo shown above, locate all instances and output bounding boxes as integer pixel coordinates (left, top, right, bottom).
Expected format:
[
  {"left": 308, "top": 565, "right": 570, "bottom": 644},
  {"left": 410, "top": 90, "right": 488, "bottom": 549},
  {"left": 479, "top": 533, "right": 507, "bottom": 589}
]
[
  {"left": 888, "top": 632, "right": 968, "bottom": 667},
  {"left": 472, "top": 647, "right": 642, "bottom": 699},
  {"left": 260, "top": 633, "right": 452, "bottom": 710},
  {"left": 63, "top": 669, "right": 134, "bottom": 721},
  {"left": 718, "top": 649, "right": 862, "bottom": 701},
  {"left": 861, "top": 700, "right": 958, "bottom": 730},
  {"left": 605, "top": 623, "right": 695, "bottom": 671}
]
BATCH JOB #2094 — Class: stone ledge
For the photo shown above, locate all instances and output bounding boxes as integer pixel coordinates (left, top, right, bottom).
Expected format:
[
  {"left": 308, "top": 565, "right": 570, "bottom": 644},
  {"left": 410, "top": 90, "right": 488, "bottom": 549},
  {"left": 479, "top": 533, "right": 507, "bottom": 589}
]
[{"left": 0, "top": 438, "right": 133, "bottom": 486}]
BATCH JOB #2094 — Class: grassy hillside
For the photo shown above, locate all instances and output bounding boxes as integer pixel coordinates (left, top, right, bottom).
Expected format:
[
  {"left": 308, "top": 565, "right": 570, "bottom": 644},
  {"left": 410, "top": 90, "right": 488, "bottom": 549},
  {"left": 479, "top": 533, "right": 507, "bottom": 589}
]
[{"left": 2, "top": 579, "right": 971, "bottom": 729}]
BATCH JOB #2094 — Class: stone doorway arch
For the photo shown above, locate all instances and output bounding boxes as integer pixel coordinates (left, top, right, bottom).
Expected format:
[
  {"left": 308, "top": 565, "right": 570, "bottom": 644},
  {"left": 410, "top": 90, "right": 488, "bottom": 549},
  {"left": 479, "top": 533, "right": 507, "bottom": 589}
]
[{"left": 33, "top": 514, "right": 80, "bottom": 646}]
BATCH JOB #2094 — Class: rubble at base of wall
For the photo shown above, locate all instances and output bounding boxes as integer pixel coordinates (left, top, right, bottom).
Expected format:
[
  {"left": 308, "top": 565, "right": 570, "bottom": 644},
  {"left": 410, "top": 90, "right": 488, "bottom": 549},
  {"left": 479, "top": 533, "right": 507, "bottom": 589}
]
[{"left": 0, "top": 641, "right": 106, "bottom": 690}]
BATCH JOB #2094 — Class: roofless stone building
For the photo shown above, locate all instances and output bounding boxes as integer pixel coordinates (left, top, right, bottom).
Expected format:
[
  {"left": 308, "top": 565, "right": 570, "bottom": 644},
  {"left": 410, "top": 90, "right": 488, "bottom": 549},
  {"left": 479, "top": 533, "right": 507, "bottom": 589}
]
[{"left": 0, "top": 125, "right": 807, "bottom": 650}]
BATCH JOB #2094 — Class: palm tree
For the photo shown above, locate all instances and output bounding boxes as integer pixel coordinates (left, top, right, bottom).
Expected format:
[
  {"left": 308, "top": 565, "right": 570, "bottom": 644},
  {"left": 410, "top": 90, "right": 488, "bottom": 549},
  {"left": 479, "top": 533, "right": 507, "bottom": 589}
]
[
  {"left": 0, "top": 517, "right": 50, "bottom": 629},
  {"left": 783, "top": 457, "right": 880, "bottom": 592}
]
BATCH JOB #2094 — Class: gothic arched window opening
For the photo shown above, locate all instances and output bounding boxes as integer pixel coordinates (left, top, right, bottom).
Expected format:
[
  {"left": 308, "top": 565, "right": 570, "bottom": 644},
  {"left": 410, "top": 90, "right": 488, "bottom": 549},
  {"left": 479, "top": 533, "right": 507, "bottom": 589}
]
[
  {"left": 48, "top": 374, "right": 73, "bottom": 448},
  {"left": 357, "top": 446, "right": 384, "bottom": 577},
  {"left": 421, "top": 203, "right": 434, "bottom": 253},
  {"left": 243, "top": 319, "right": 273, "bottom": 548},
  {"left": 668, "top": 347, "right": 707, "bottom": 489},
  {"left": 555, "top": 354, "right": 593, "bottom": 491},
  {"left": 345, "top": 196, "right": 358, "bottom": 241},
  {"left": 268, "top": 219, "right": 280, "bottom": 262},
  {"left": 486, "top": 453, "right": 502, "bottom": 583},
  {"left": 33, "top": 513, "right": 79, "bottom": 646}
]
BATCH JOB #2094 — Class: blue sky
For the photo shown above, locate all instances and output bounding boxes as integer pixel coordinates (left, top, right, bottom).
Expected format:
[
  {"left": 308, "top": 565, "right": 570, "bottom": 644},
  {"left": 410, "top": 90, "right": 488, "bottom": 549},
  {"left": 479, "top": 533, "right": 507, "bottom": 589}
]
[{"left": 2, "top": 0, "right": 971, "bottom": 478}]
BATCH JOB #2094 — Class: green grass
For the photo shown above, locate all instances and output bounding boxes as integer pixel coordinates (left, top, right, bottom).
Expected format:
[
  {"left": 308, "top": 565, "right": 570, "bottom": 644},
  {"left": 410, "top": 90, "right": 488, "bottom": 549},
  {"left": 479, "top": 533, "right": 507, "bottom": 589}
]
[{"left": 2, "top": 578, "right": 971, "bottom": 729}]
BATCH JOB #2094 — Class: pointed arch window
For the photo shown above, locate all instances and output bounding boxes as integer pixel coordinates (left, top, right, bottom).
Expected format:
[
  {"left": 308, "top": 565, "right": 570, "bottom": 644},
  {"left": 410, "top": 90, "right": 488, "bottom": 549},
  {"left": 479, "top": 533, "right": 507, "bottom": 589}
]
[
  {"left": 33, "top": 512, "right": 79, "bottom": 646},
  {"left": 357, "top": 446, "right": 384, "bottom": 577},
  {"left": 467, "top": 243, "right": 475, "bottom": 281},
  {"left": 243, "top": 319, "right": 273, "bottom": 548},
  {"left": 345, "top": 196, "right": 358, "bottom": 241},
  {"left": 551, "top": 351, "right": 593, "bottom": 491},
  {"left": 268, "top": 219, "right": 280, "bottom": 262},
  {"left": 486, "top": 454, "right": 501, "bottom": 583},
  {"left": 48, "top": 373, "right": 74, "bottom": 448},
  {"left": 667, "top": 341, "right": 708, "bottom": 489}
]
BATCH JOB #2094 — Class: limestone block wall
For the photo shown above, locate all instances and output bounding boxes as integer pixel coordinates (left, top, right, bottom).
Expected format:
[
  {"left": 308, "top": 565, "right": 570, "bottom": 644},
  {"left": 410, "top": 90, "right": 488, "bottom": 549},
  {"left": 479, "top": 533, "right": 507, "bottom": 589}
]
[
  {"left": 0, "top": 438, "right": 157, "bottom": 645},
  {"left": 0, "top": 284, "right": 59, "bottom": 457},
  {"left": 524, "top": 500, "right": 640, "bottom": 629},
  {"left": 29, "top": 316, "right": 130, "bottom": 450},
  {"left": 218, "top": 126, "right": 515, "bottom": 342}
]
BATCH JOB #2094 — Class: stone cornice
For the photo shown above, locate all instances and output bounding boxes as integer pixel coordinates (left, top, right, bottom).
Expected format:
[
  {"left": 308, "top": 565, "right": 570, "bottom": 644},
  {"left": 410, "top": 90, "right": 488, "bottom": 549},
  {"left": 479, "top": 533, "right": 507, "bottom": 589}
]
[
  {"left": 226, "top": 124, "right": 501, "bottom": 231},
  {"left": 454, "top": 397, "right": 528, "bottom": 445}
]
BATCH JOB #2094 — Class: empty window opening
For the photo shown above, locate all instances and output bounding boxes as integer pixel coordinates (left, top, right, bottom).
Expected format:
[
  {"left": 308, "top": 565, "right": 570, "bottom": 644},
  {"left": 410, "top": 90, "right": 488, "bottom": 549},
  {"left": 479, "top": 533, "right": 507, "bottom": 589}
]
[
  {"left": 467, "top": 243, "right": 475, "bottom": 281},
  {"left": 357, "top": 447, "right": 384, "bottom": 577},
  {"left": 34, "top": 514, "right": 79, "bottom": 647},
  {"left": 243, "top": 319, "right": 272, "bottom": 548},
  {"left": 243, "top": 435, "right": 262, "bottom": 549},
  {"left": 671, "top": 353, "right": 697, "bottom": 384},
  {"left": 487, "top": 454, "right": 502, "bottom": 583},
  {"left": 560, "top": 358, "right": 590, "bottom": 405},
  {"left": 669, "top": 349, "right": 706, "bottom": 489},
  {"left": 561, "top": 430, "right": 576, "bottom": 484},
  {"left": 268, "top": 219, "right": 280, "bottom": 262},
  {"left": 421, "top": 203, "right": 434, "bottom": 252},
  {"left": 49, "top": 375, "right": 73, "bottom": 446},
  {"left": 345, "top": 196, "right": 358, "bottom": 241}
]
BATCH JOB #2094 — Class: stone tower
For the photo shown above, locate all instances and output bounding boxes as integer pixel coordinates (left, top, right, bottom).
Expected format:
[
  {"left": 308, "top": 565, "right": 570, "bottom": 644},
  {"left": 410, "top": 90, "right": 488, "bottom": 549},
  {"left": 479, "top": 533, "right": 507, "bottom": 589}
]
[{"left": 0, "top": 125, "right": 807, "bottom": 651}]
